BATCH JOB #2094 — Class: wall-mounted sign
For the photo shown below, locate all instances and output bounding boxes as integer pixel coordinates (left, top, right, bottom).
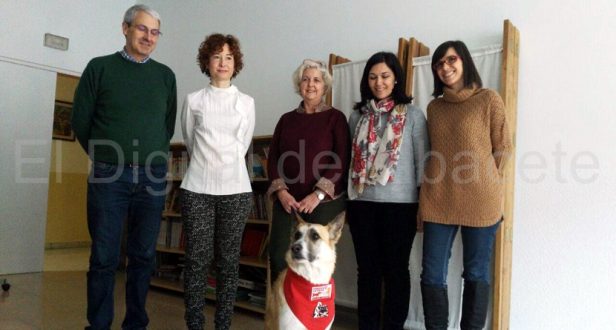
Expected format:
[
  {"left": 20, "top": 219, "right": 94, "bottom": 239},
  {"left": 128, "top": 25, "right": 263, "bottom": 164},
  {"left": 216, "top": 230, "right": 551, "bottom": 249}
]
[{"left": 44, "top": 33, "right": 69, "bottom": 51}]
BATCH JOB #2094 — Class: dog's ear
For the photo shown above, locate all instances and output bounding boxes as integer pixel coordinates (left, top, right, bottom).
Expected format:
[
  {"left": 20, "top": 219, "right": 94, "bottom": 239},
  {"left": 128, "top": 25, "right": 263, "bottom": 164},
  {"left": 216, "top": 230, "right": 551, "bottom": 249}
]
[
  {"left": 327, "top": 211, "right": 346, "bottom": 243},
  {"left": 294, "top": 211, "right": 307, "bottom": 226}
]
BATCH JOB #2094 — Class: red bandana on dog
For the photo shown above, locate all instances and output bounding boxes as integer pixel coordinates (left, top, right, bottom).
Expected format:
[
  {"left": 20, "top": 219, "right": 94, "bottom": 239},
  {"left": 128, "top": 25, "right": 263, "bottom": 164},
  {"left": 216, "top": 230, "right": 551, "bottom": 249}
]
[{"left": 283, "top": 269, "right": 335, "bottom": 330}]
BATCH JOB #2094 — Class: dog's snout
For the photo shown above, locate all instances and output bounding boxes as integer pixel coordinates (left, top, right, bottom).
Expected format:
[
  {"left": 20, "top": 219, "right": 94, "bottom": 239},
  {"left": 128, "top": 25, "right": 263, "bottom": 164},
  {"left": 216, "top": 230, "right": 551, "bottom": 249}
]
[{"left": 291, "top": 243, "right": 305, "bottom": 260}]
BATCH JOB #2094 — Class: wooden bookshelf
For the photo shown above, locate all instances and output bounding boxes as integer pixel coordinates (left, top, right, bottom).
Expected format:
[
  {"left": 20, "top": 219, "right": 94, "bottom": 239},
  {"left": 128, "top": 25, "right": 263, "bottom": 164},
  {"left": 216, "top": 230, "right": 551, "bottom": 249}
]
[
  {"left": 152, "top": 136, "right": 273, "bottom": 315},
  {"left": 206, "top": 293, "right": 265, "bottom": 314},
  {"left": 246, "top": 218, "right": 269, "bottom": 225},
  {"left": 156, "top": 245, "right": 184, "bottom": 255},
  {"left": 154, "top": 245, "right": 267, "bottom": 269},
  {"left": 162, "top": 211, "right": 181, "bottom": 218},
  {"left": 239, "top": 256, "right": 268, "bottom": 269},
  {"left": 150, "top": 276, "right": 183, "bottom": 292}
]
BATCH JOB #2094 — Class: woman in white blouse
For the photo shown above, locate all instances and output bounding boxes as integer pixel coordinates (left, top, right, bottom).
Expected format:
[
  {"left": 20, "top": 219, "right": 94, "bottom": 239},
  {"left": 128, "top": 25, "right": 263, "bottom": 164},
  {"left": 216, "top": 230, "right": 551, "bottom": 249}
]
[{"left": 180, "top": 33, "right": 255, "bottom": 330}]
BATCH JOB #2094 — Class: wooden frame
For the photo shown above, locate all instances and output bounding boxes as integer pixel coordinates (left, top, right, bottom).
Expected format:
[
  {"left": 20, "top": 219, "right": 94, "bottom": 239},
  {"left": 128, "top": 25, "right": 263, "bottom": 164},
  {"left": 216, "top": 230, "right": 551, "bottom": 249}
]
[
  {"left": 398, "top": 24, "right": 518, "bottom": 329},
  {"left": 325, "top": 53, "right": 351, "bottom": 106},
  {"left": 397, "top": 37, "right": 429, "bottom": 97},
  {"left": 52, "top": 100, "right": 75, "bottom": 141},
  {"left": 492, "top": 19, "right": 520, "bottom": 330}
]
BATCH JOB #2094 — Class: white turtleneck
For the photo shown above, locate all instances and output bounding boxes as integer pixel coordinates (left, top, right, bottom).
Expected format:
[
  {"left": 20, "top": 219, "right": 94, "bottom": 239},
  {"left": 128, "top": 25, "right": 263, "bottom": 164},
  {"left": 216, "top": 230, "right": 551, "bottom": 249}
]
[{"left": 180, "top": 84, "right": 256, "bottom": 195}]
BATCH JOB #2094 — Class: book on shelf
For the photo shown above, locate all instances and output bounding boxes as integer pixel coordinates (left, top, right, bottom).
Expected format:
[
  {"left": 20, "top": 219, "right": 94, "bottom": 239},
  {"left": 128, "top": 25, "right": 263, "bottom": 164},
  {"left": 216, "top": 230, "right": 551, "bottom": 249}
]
[
  {"left": 155, "top": 268, "right": 182, "bottom": 281},
  {"left": 158, "top": 218, "right": 185, "bottom": 249},
  {"left": 257, "top": 194, "right": 267, "bottom": 219},
  {"left": 165, "top": 186, "right": 179, "bottom": 212},
  {"left": 240, "top": 229, "right": 267, "bottom": 257},
  {"left": 158, "top": 219, "right": 168, "bottom": 246},
  {"left": 179, "top": 229, "right": 186, "bottom": 250},
  {"left": 155, "top": 261, "right": 184, "bottom": 281},
  {"left": 248, "top": 291, "right": 266, "bottom": 307},
  {"left": 236, "top": 288, "right": 251, "bottom": 301},
  {"left": 248, "top": 153, "right": 269, "bottom": 179},
  {"left": 164, "top": 187, "right": 182, "bottom": 214},
  {"left": 251, "top": 153, "right": 265, "bottom": 178},
  {"left": 261, "top": 146, "right": 269, "bottom": 159},
  {"left": 258, "top": 147, "right": 269, "bottom": 178},
  {"left": 238, "top": 278, "right": 266, "bottom": 292},
  {"left": 238, "top": 278, "right": 257, "bottom": 290},
  {"left": 258, "top": 235, "right": 269, "bottom": 259},
  {"left": 206, "top": 275, "right": 217, "bottom": 295},
  {"left": 170, "top": 221, "right": 183, "bottom": 248},
  {"left": 248, "top": 196, "right": 257, "bottom": 219},
  {"left": 237, "top": 270, "right": 266, "bottom": 302},
  {"left": 167, "top": 153, "right": 189, "bottom": 180},
  {"left": 248, "top": 193, "right": 268, "bottom": 220},
  {"left": 246, "top": 137, "right": 271, "bottom": 180}
]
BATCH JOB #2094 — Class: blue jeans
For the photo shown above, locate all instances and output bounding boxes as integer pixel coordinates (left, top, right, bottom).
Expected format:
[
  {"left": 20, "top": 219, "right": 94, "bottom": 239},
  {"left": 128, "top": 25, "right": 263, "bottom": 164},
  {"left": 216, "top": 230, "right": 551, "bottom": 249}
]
[
  {"left": 421, "top": 220, "right": 501, "bottom": 287},
  {"left": 86, "top": 161, "right": 167, "bottom": 330}
]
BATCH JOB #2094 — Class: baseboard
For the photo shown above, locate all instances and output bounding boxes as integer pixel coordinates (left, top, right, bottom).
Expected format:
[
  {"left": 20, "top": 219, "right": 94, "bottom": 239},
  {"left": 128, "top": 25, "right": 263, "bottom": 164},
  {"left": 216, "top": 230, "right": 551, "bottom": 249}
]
[{"left": 45, "top": 241, "right": 91, "bottom": 249}]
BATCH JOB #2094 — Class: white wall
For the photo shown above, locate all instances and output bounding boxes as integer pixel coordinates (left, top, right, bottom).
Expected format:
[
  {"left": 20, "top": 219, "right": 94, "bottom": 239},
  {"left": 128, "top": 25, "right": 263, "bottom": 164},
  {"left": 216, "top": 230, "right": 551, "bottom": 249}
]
[
  {"left": 147, "top": 0, "right": 616, "bottom": 328},
  {"left": 0, "top": 62, "right": 55, "bottom": 274},
  {"left": 1, "top": 0, "right": 614, "bottom": 328},
  {"left": 0, "top": 1, "right": 134, "bottom": 273},
  {"left": 0, "top": 0, "right": 134, "bottom": 74}
]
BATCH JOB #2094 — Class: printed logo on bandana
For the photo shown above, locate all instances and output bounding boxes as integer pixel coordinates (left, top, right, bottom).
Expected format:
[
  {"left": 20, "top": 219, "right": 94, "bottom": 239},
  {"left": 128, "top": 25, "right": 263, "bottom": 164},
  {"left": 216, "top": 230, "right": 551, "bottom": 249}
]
[
  {"left": 313, "top": 301, "right": 329, "bottom": 319},
  {"left": 311, "top": 284, "right": 332, "bottom": 301}
]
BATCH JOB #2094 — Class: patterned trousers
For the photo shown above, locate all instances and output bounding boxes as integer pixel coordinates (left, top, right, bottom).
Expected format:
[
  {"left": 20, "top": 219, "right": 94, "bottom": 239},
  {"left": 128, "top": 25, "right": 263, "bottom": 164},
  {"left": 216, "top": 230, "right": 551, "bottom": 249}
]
[{"left": 181, "top": 189, "right": 252, "bottom": 330}]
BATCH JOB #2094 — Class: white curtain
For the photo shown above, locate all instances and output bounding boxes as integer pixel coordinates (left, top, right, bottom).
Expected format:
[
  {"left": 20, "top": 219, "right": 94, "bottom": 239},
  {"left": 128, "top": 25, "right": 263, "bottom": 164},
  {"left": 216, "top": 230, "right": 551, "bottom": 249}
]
[
  {"left": 331, "top": 45, "right": 502, "bottom": 330},
  {"left": 331, "top": 59, "right": 366, "bottom": 118}
]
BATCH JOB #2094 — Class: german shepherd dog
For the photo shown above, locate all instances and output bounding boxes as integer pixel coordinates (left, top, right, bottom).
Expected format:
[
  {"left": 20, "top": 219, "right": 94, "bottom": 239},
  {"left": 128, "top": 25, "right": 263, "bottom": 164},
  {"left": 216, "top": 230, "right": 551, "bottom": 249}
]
[{"left": 265, "top": 212, "right": 346, "bottom": 330}]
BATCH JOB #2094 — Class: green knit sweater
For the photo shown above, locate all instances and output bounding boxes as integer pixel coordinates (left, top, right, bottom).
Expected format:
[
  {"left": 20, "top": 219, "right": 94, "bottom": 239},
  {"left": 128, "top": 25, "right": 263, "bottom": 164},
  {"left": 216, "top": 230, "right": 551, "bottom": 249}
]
[{"left": 72, "top": 52, "right": 177, "bottom": 165}]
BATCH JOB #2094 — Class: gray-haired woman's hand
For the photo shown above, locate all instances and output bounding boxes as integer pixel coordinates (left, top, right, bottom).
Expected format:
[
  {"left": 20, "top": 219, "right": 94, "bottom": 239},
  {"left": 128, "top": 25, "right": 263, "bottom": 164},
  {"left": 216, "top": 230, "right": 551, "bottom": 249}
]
[{"left": 276, "top": 189, "right": 300, "bottom": 213}]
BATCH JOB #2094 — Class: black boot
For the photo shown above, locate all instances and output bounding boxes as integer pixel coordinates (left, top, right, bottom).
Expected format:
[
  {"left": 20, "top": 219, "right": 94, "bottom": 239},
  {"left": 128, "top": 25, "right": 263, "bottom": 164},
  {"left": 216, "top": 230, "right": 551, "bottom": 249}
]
[
  {"left": 460, "top": 280, "right": 490, "bottom": 330},
  {"left": 421, "top": 284, "right": 449, "bottom": 330}
]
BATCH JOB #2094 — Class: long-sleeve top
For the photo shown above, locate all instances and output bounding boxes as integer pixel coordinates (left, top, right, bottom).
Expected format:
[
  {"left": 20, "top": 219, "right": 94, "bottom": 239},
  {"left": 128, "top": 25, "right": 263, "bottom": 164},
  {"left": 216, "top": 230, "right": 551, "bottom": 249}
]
[
  {"left": 71, "top": 52, "right": 177, "bottom": 165},
  {"left": 180, "top": 84, "right": 255, "bottom": 195},
  {"left": 348, "top": 103, "right": 429, "bottom": 203},
  {"left": 418, "top": 87, "right": 511, "bottom": 227},
  {"left": 267, "top": 107, "right": 350, "bottom": 200}
]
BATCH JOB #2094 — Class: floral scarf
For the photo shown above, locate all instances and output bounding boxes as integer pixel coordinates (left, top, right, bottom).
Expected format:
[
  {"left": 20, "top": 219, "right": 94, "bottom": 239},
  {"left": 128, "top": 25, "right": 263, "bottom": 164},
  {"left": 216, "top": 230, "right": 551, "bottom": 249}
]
[{"left": 349, "top": 98, "right": 407, "bottom": 199}]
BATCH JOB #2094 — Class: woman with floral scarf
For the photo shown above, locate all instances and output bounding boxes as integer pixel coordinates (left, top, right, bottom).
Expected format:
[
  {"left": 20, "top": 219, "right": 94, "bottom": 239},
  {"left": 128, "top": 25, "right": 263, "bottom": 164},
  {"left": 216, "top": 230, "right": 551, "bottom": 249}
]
[{"left": 347, "top": 51, "right": 429, "bottom": 330}]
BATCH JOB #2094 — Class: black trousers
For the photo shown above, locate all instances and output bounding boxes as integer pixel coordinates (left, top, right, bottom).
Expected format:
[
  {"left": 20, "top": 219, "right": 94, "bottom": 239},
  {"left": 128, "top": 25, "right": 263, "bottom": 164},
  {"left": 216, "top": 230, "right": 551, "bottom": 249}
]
[
  {"left": 181, "top": 190, "right": 252, "bottom": 330},
  {"left": 347, "top": 201, "right": 417, "bottom": 330}
]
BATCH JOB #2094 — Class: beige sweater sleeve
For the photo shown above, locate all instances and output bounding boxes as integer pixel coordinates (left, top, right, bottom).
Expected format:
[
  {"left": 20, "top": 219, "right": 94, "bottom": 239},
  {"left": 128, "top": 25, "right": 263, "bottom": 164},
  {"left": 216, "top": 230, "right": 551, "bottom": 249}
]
[{"left": 489, "top": 92, "right": 512, "bottom": 174}]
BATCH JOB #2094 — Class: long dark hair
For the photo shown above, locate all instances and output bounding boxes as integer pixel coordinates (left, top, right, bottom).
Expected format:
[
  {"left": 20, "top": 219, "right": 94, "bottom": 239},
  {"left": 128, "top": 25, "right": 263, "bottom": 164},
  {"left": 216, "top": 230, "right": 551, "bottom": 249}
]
[
  {"left": 431, "top": 40, "right": 482, "bottom": 97},
  {"left": 354, "top": 52, "right": 412, "bottom": 110}
]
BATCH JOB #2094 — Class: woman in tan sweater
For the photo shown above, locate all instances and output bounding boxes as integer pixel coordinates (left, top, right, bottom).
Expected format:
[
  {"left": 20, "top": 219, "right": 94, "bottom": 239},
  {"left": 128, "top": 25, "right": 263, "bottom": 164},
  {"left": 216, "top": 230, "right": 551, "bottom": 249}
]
[{"left": 418, "top": 40, "right": 511, "bottom": 330}]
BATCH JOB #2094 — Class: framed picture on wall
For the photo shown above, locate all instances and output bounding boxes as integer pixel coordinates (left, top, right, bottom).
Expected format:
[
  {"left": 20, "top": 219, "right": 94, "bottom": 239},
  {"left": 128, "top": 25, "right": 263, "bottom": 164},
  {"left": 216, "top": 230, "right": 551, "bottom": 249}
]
[{"left": 52, "top": 100, "right": 75, "bottom": 141}]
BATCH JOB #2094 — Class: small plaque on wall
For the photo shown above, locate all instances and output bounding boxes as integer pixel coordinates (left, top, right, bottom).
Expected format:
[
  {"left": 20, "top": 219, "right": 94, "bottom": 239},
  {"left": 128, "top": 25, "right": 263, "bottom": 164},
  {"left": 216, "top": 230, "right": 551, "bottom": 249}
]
[{"left": 44, "top": 33, "right": 69, "bottom": 51}]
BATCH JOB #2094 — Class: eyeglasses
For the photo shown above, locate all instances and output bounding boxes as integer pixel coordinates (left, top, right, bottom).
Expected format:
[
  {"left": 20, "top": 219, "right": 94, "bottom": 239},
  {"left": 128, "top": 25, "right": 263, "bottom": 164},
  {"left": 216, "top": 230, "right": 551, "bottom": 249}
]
[
  {"left": 132, "top": 24, "right": 162, "bottom": 37},
  {"left": 432, "top": 55, "right": 459, "bottom": 71}
]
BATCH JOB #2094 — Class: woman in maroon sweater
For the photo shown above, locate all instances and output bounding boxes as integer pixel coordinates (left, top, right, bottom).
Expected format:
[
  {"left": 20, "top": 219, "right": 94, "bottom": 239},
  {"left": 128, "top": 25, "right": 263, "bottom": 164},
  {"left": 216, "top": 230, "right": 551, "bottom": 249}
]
[{"left": 267, "top": 59, "right": 350, "bottom": 282}]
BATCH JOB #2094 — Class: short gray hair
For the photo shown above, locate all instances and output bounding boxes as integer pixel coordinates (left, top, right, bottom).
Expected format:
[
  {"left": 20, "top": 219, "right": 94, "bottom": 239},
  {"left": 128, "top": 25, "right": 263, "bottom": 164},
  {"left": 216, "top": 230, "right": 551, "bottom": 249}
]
[
  {"left": 292, "top": 59, "right": 333, "bottom": 96},
  {"left": 123, "top": 4, "right": 161, "bottom": 25}
]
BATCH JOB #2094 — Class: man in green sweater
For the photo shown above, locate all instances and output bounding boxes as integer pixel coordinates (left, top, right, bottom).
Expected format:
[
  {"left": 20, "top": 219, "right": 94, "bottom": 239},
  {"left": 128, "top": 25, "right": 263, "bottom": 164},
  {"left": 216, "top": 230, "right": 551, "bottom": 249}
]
[{"left": 71, "top": 4, "right": 176, "bottom": 330}]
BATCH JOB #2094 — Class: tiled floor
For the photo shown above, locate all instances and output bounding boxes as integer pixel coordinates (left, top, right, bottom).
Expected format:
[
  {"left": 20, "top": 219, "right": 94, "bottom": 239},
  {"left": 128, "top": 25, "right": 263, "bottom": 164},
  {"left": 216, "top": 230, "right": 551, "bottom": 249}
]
[{"left": 0, "top": 247, "right": 357, "bottom": 329}]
